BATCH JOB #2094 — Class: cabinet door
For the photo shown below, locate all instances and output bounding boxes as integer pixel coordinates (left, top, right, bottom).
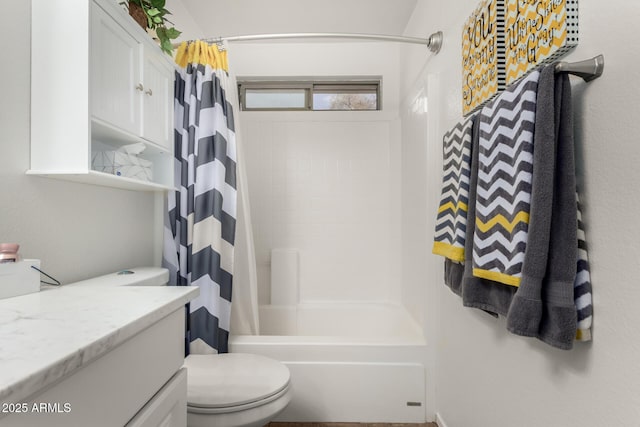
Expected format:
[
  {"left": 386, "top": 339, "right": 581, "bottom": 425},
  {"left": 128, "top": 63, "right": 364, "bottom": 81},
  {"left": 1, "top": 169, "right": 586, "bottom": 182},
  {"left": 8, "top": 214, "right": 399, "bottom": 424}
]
[
  {"left": 91, "top": 3, "right": 142, "bottom": 136},
  {"left": 142, "top": 50, "right": 174, "bottom": 149}
]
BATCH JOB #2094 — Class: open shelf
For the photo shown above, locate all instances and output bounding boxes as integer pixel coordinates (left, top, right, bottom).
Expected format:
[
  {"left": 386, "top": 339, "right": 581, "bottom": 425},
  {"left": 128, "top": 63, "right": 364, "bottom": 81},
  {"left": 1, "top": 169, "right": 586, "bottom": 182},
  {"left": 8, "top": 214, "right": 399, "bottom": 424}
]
[{"left": 26, "top": 169, "right": 175, "bottom": 192}]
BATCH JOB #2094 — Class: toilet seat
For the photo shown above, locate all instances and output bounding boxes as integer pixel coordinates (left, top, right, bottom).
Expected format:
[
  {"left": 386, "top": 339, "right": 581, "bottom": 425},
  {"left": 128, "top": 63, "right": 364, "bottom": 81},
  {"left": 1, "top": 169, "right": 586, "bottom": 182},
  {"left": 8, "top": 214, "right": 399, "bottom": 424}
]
[
  {"left": 184, "top": 353, "right": 291, "bottom": 415},
  {"left": 186, "top": 383, "right": 291, "bottom": 415}
]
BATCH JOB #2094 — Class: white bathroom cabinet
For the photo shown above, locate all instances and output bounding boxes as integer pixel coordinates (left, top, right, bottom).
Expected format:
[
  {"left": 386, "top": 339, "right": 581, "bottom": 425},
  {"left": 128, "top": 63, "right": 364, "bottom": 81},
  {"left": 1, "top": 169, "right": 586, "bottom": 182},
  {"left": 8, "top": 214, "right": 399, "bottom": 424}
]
[
  {"left": 29, "top": 0, "right": 175, "bottom": 191},
  {"left": 1, "top": 309, "right": 188, "bottom": 427}
]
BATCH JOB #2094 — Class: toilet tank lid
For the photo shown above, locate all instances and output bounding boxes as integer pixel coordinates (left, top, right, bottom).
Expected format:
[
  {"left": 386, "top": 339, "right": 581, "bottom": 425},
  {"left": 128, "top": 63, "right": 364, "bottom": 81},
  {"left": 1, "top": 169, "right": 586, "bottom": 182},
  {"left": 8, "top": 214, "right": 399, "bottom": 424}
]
[
  {"left": 184, "top": 353, "right": 290, "bottom": 409},
  {"left": 66, "top": 267, "right": 169, "bottom": 287}
]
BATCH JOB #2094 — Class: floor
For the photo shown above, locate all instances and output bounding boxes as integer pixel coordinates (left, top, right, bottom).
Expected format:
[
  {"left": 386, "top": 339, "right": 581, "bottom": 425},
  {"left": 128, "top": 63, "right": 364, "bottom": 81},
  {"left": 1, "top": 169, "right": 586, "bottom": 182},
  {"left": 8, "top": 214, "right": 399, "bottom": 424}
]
[{"left": 267, "top": 423, "right": 438, "bottom": 427}]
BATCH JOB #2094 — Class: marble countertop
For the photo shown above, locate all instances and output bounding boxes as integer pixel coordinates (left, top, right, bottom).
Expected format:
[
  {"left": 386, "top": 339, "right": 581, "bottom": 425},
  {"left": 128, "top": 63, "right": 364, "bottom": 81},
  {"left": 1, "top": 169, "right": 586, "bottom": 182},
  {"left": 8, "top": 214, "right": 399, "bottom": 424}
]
[{"left": 0, "top": 269, "right": 198, "bottom": 406}]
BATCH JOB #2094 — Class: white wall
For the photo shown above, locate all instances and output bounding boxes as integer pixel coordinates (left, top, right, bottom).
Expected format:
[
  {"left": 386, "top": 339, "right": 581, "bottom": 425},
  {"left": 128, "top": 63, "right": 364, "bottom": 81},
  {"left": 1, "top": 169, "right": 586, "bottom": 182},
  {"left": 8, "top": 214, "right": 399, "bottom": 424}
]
[
  {"left": 231, "top": 42, "right": 403, "bottom": 305},
  {"left": 166, "top": 0, "right": 206, "bottom": 43},
  {"left": 401, "top": 0, "right": 640, "bottom": 426},
  {"left": 0, "top": 2, "right": 156, "bottom": 284}
]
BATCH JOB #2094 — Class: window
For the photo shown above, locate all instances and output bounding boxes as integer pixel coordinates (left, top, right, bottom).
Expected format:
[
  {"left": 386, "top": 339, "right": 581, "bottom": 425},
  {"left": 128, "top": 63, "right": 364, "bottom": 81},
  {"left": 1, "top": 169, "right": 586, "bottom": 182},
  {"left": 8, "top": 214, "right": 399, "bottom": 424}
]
[
  {"left": 238, "top": 78, "right": 381, "bottom": 111},
  {"left": 244, "top": 88, "right": 307, "bottom": 110}
]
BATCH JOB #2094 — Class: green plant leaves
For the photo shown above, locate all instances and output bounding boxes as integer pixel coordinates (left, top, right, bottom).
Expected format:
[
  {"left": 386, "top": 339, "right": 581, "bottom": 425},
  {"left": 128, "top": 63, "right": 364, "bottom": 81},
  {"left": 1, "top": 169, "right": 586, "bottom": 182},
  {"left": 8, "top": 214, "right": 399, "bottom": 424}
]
[
  {"left": 165, "top": 27, "right": 181, "bottom": 39},
  {"left": 149, "top": 0, "right": 166, "bottom": 9},
  {"left": 160, "top": 38, "right": 173, "bottom": 55},
  {"left": 155, "top": 26, "right": 181, "bottom": 55},
  {"left": 128, "top": 0, "right": 180, "bottom": 55}
]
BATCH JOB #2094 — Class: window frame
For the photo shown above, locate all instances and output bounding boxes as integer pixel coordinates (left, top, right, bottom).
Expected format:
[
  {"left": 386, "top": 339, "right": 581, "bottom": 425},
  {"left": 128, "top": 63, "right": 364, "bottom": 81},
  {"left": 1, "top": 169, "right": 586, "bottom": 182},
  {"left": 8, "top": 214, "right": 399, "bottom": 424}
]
[{"left": 237, "top": 77, "right": 382, "bottom": 111}]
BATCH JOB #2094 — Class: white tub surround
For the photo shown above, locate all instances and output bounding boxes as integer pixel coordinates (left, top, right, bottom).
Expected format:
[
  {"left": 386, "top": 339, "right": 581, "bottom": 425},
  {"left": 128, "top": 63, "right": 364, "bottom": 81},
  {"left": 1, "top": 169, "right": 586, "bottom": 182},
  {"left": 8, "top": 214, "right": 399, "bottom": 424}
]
[
  {"left": 0, "top": 268, "right": 198, "bottom": 426},
  {"left": 270, "top": 249, "right": 299, "bottom": 306}
]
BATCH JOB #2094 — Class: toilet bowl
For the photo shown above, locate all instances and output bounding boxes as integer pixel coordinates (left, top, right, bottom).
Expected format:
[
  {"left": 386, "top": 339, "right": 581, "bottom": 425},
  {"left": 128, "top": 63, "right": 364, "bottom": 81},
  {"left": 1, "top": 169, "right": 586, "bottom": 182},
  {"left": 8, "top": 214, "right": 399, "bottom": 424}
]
[{"left": 184, "top": 353, "right": 292, "bottom": 427}]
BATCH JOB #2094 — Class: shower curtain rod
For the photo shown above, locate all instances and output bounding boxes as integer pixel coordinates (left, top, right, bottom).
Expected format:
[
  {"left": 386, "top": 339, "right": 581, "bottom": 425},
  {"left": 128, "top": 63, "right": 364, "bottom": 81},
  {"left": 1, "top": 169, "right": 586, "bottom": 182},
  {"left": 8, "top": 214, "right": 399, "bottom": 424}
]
[{"left": 190, "top": 31, "right": 444, "bottom": 53}]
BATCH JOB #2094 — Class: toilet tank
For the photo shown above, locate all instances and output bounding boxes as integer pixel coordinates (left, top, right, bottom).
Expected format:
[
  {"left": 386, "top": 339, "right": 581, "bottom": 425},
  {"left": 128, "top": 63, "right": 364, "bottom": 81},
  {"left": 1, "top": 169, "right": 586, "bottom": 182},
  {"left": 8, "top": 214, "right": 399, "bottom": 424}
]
[{"left": 66, "top": 267, "right": 169, "bottom": 287}]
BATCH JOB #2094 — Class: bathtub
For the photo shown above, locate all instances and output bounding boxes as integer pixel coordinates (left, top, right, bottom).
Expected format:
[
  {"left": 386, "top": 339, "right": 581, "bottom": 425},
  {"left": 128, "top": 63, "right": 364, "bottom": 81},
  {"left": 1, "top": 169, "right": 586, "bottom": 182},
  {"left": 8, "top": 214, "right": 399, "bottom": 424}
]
[{"left": 229, "top": 302, "right": 427, "bottom": 423}]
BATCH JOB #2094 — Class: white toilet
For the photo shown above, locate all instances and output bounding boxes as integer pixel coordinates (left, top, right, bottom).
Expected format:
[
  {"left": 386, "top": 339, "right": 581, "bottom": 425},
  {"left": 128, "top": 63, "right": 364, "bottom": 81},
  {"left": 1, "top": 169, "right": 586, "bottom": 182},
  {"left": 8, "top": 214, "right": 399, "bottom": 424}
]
[
  {"left": 101, "top": 267, "right": 290, "bottom": 426},
  {"left": 184, "top": 353, "right": 292, "bottom": 427}
]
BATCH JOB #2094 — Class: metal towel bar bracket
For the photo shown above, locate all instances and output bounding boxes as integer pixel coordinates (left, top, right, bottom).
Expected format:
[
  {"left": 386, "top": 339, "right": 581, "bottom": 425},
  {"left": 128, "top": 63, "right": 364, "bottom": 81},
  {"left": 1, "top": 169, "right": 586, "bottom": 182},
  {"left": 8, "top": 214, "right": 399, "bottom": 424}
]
[{"left": 555, "top": 54, "right": 605, "bottom": 82}]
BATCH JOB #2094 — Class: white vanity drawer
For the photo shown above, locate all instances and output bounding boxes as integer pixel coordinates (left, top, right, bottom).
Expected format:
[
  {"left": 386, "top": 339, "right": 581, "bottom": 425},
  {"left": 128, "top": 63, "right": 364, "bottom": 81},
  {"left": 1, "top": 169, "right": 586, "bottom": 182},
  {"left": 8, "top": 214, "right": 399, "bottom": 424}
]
[{"left": 126, "top": 368, "right": 187, "bottom": 427}]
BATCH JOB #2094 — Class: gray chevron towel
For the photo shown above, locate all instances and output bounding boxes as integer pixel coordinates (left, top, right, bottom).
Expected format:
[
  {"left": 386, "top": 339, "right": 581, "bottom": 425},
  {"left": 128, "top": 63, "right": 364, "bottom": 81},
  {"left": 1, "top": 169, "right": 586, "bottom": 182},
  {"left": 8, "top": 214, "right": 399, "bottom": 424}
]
[
  {"left": 433, "top": 117, "right": 474, "bottom": 262},
  {"left": 472, "top": 70, "right": 540, "bottom": 287},
  {"left": 575, "top": 191, "right": 593, "bottom": 341}
]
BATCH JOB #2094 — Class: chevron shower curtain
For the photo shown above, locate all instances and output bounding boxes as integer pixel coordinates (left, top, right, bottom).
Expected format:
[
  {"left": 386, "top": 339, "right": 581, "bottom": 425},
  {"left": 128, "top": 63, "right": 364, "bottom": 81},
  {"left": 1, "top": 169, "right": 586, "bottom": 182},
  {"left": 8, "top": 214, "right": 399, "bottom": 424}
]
[{"left": 163, "top": 41, "right": 237, "bottom": 354}]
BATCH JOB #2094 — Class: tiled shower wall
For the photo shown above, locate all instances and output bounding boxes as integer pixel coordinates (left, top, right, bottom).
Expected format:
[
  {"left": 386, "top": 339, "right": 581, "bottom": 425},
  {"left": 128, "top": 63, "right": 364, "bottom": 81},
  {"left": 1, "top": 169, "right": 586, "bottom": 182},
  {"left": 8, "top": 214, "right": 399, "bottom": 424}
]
[{"left": 241, "top": 114, "right": 402, "bottom": 305}]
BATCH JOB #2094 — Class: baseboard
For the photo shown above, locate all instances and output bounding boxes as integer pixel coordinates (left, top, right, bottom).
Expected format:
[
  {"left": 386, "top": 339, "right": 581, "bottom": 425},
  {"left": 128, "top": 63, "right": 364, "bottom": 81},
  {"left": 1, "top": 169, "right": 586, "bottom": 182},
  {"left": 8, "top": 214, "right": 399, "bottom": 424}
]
[{"left": 435, "top": 412, "right": 450, "bottom": 427}]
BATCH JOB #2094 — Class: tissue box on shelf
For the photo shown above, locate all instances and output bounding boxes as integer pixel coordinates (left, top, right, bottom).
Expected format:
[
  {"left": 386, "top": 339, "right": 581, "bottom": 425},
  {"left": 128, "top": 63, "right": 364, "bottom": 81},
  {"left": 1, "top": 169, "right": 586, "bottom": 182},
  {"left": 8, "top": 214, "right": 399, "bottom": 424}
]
[
  {"left": 0, "top": 259, "right": 41, "bottom": 300},
  {"left": 92, "top": 143, "right": 153, "bottom": 182}
]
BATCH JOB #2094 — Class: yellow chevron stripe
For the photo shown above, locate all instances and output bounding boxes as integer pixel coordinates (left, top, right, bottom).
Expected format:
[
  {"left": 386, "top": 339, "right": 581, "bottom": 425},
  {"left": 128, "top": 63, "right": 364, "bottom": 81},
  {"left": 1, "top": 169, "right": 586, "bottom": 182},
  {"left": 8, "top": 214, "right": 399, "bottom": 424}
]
[
  {"left": 505, "top": 63, "right": 532, "bottom": 84},
  {"left": 432, "top": 242, "right": 465, "bottom": 262},
  {"left": 438, "top": 201, "right": 469, "bottom": 215},
  {"left": 475, "top": 211, "right": 529, "bottom": 233},
  {"left": 474, "top": 81, "right": 498, "bottom": 98},
  {"left": 473, "top": 268, "right": 521, "bottom": 287},
  {"left": 537, "top": 29, "right": 567, "bottom": 58}
]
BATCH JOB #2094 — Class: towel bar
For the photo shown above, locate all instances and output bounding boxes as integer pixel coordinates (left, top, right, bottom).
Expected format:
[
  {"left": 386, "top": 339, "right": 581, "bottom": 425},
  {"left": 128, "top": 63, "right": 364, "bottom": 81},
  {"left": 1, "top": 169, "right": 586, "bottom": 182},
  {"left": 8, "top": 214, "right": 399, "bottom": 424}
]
[{"left": 555, "top": 54, "right": 604, "bottom": 82}]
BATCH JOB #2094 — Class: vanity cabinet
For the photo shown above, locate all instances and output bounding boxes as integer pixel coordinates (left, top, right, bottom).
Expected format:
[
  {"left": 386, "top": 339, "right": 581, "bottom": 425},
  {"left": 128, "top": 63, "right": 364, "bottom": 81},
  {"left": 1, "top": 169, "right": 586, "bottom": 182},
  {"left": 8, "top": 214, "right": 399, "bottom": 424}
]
[
  {"left": 29, "top": 0, "right": 175, "bottom": 191},
  {"left": 1, "top": 308, "right": 187, "bottom": 427}
]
